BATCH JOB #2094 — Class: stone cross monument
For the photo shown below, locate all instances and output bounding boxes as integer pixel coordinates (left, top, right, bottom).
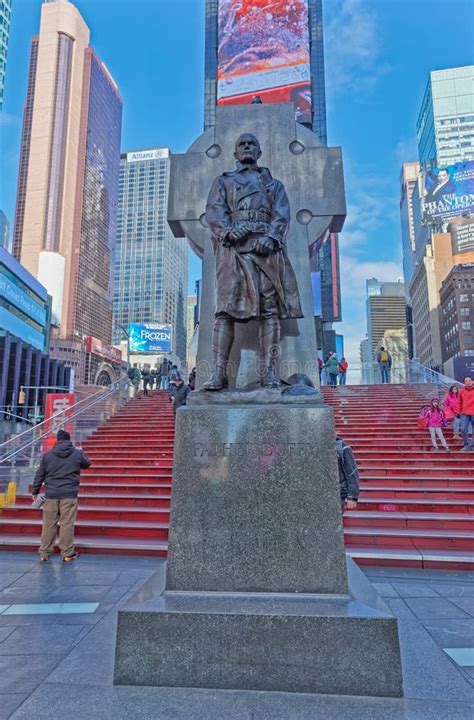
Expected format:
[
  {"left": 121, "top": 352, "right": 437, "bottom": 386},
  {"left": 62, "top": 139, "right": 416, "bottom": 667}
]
[
  {"left": 168, "top": 103, "right": 345, "bottom": 388},
  {"left": 114, "top": 103, "right": 403, "bottom": 698}
]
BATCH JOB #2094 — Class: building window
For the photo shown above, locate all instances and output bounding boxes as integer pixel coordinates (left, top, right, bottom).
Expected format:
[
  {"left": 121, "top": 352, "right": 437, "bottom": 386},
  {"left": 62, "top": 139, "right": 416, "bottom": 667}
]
[
  {"left": 460, "top": 308, "right": 470, "bottom": 316},
  {"left": 462, "top": 321, "right": 471, "bottom": 330},
  {"left": 459, "top": 294, "right": 469, "bottom": 302}
]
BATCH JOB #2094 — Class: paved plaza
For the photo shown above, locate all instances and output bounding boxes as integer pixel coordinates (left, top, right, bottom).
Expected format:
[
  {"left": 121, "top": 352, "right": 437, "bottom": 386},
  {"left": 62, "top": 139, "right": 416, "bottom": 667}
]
[{"left": 0, "top": 552, "right": 472, "bottom": 719}]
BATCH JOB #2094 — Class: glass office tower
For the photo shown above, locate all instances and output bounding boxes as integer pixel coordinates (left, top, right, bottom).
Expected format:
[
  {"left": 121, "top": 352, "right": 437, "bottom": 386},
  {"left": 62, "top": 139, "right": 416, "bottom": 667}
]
[
  {"left": 113, "top": 149, "right": 188, "bottom": 362},
  {"left": 0, "top": 0, "right": 12, "bottom": 110},
  {"left": 417, "top": 66, "right": 474, "bottom": 168}
]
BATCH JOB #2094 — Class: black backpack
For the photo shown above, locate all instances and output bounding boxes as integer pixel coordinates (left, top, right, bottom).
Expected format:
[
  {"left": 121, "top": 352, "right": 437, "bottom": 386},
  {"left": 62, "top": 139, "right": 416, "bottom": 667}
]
[{"left": 127, "top": 367, "right": 135, "bottom": 380}]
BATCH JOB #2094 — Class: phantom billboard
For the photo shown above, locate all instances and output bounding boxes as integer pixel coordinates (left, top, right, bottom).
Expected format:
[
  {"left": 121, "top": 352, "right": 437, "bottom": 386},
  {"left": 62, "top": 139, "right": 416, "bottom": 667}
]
[
  {"left": 129, "top": 323, "right": 173, "bottom": 354},
  {"left": 422, "top": 160, "right": 474, "bottom": 225},
  {"left": 217, "top": 0, "right": 312, "bottom": 125}
]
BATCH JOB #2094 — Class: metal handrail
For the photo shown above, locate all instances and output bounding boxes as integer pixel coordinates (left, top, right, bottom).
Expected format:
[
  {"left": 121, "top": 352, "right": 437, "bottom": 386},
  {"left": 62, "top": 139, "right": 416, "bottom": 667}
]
[{"left": 0, "top": 377, "right": 130, "bottom": 464}]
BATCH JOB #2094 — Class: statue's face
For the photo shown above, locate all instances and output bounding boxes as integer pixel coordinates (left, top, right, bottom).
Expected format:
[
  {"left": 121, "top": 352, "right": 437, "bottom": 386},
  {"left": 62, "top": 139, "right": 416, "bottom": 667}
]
[{"left": 234, "top": 134, "right": 261, "bottom": 165}]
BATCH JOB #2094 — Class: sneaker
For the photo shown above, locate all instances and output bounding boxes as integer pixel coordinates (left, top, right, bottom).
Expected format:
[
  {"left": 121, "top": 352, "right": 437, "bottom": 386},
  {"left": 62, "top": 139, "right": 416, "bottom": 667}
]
[
  {"left": 431, "top": 447, "right": 440, "bottom": 452},
  {"left": 62, "top": 553, "right": 79, "bottom": 563},
  {"left": 39, "top": 554, "right": 49, "bottom": 562},
  {"left": 453, "top": 434, "right": 461, "bottom": 440},
  {"left": 444, "top": 447, "right": 451, "bottom": 453},
  {"left": 460, "top": 446, "right": 470, "bottom": 452}
]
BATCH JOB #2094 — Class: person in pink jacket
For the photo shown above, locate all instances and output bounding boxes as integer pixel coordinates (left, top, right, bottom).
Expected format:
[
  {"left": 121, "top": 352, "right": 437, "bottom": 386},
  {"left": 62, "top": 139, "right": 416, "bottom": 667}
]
[
  {"left": 443, "top": 385, "right": 461, "bottom": 439},
  {"left": 423, "top": 399, "right": 451, "bottom": 452}
]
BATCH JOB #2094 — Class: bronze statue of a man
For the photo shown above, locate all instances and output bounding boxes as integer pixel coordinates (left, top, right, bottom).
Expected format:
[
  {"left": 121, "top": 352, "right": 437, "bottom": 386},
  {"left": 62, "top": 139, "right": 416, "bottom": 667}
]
[{"left": 204, "top": 133, "right": 303, "bottom": 390}]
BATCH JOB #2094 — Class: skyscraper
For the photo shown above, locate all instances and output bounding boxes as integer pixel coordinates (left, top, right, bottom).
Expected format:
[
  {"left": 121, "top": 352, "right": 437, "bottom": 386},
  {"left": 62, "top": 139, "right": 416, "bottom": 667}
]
[
  {"left": 399, "top": 162, "right": 419, "bottom": 285},
  {"left": 0, "top": 0, "right": 12, "bottom": 110},
  {"left": 12, "top": 0, "right": 122, "bottom": 345},
  {"left": 0, "top": 210, "right": 10, "bottom": 252},
  {"left": 417, "top": 66, "right": 474, "bottom": 168},
  {"left": 366, "top": 279, "right": 407, "bottom": 363},
  {"left": 113, "top": 149, "right": 187, "bottom": 362}
]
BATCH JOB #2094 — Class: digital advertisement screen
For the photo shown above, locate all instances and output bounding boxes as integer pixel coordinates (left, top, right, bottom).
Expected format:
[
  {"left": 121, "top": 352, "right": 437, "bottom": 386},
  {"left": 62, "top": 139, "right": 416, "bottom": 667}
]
[
  {"left": 129, "top": 323, "right": 173, "bottom": 355},
  {"left": 422, "top": 160, "right": 474, "bottom": 225},
  {"left": 217, "top": 0, "right": 312, "bottom": 125},
  {"left": 449, "top": 218, "right": 474, "bottom": 255}
]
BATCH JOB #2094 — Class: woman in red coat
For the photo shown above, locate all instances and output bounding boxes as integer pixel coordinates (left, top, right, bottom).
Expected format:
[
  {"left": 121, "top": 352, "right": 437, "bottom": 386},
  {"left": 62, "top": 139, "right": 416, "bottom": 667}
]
[{"left": 443, "top": 385, "right": 461, "bottom": 439}]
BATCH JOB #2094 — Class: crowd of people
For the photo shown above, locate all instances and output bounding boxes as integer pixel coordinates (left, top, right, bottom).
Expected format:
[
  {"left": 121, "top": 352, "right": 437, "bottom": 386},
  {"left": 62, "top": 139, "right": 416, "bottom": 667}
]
[
  {"left": 318, "top": 352, "right": 349, "bottom": 386},
  {"left": 419, "top": 376, "right": 474, "bottom": 452},
  {"left": 127, "top": 357, "right": 196, "bottom": 413}
]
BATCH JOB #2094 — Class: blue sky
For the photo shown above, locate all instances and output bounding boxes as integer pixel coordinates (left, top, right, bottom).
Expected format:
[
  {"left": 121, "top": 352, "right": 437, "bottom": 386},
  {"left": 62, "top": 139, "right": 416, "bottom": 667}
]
[{"left": 1, "top": 0, "right": 473, "bottom": 361}]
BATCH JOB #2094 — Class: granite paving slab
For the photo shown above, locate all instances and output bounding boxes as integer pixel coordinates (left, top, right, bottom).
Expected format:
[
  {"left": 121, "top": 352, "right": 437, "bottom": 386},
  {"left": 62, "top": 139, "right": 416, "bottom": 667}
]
[
  {"left": 423, "top": 619, "right": 474, "bottom": 648},
  {"left": 0, "top": 574, "right": 24, "bottom": 590},
  {"left": 0, "top": 624, "right": 84, "bottom": 655},
  {"left": 391, "top": 582, "right": 441, "bottom": 598},
  {"left": 46, "top": 585, "right": 113, "bottom": 603},
  {"left": 449, "top": 598, "right": 474, "bottom": 617},
  {"left": 8, "top": 683, "right": 474, "bottom": 720},
  {"left": 396, "top": 619, "right": 474, "bottom": 702},
  {"left": 0, "top": 694, "right": 29, "bottom": 720},
  {"left": 0, "top": 627, "right": 15, "bottom": 643},
  {"left": 383, "top": 598, "right": 418, "bottom": 620},
  {"left": 429, "top": 583, "right": 474, "bottom": 598},
  {"left": 0, "top": 654, "right": 63, "bottom": 693},
  {"left": 8, "top": 571, "right": 121, "bottom": 588},
  {"left": 371, "top": 582, "right": 399, "bottom": 598},
  {"left": 404, "top": 597, "right": 471, "bottom": 620}
]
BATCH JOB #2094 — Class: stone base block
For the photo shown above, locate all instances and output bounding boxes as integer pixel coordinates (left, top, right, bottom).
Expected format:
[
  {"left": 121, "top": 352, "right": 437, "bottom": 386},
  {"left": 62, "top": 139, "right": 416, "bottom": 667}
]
[{"left": 114, "top": 561, "right": 403, "bottom": 698}]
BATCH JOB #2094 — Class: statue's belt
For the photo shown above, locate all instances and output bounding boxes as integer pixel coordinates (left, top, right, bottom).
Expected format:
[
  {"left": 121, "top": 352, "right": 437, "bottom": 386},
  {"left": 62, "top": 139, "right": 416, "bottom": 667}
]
[{"left": 229, "top": 209, "right": 271, "bottom": 223}]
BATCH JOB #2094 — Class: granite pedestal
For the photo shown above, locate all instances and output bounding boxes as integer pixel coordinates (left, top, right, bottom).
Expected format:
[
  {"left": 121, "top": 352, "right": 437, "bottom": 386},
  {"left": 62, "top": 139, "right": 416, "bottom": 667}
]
[{"left": 114, "top": 393, "right": 403, "bottom": 697}]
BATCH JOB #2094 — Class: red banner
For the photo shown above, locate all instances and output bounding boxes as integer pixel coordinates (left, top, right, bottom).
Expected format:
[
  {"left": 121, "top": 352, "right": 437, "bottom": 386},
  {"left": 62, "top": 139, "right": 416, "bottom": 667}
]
[
  {"left": 42, "top": 393, "right": 75, "bottom": 452},
  {"left": 84, "top": 335, "right": 122, "bottom": 364}
]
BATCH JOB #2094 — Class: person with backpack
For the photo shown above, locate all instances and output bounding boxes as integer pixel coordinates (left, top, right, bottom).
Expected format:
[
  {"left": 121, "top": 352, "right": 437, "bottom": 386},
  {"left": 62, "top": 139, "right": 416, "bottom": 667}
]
[
  {"left": 422, "top": 399, "right": 451, "bottom": 453},
  {"left": 376, "top": 346, "right": 392, "bottom": 384},
  {"left": 336, "top": 436, "right": 359, "bottom": 513},
  {"left": 141, "top": 366, "right": 152, "bottom": 397},
  {"left": 169, "top": 364, "right": 181, "bottom": 392},
  {"left": 324, "top": 352, "right": 339, "bottom": 387},
  {"left": 443, "top": 385, "right": 461, "bottom": 440},
  {"left": 127, "top": 363, "right": 141, "bottom": 398},
  {"left": 338, "top": 357, "right": 348, "bottom": 385}
]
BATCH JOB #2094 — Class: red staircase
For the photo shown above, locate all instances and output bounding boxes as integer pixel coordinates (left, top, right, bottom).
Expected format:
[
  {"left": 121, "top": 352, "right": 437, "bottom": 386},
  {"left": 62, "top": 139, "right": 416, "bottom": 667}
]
[
  {"left": 323, "top": 384, "right": 474, "bottom": 570},
  {"left": 0, "top": 391, "right": 174, "bottom": 556},
  {"left": 1, "top": 384, "right": 473, "bottom": 569}
]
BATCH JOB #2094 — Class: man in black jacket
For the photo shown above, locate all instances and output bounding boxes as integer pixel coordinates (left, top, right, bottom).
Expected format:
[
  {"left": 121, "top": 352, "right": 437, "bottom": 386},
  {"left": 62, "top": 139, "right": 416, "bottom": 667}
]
[
  {"left": 336, "top": 436, "right": 359, "bottom": 513},
  {"left": 32, "top": 430, "right": 91, "bottom": 562}
]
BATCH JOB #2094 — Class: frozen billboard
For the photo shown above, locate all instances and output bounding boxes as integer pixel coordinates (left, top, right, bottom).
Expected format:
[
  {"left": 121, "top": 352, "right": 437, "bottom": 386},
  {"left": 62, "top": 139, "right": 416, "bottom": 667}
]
[
  {"left": 217, "top": 0, "right": 312, "bottom": 125},
  {"left": 422, "top": 160, "right": 474, "bottom": 225},
  {"left": 129, "top": 323, "right": 173, "bottom": 354}
]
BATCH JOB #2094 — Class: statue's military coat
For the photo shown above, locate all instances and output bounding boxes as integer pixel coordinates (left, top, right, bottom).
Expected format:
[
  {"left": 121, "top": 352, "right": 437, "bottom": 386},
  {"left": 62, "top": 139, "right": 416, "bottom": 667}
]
[{"left": 206, "top": 164, "right": 303, "bottom": 321}]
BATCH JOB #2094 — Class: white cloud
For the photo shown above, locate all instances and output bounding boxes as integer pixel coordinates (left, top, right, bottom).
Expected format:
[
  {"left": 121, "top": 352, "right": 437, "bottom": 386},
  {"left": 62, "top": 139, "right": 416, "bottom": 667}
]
[
  {"left": 394, "top": 136, "right": 419, "bottom": 165},
  {"left": 325, "top": 0, "right": 391, "bottom": 97}
]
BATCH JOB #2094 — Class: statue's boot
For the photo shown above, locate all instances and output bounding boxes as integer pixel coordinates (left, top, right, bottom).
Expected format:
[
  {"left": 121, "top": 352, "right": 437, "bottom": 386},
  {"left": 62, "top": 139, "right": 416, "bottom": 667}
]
[
  {"left": 203, "top": 317, "right": 234, "bottom": 390},
  {"left": 259, "top": 317, "right": 280, "bottom": 388}
]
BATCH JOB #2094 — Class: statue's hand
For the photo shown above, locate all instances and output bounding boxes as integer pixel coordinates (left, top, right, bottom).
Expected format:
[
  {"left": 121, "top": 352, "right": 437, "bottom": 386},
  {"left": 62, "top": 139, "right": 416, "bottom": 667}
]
[
  {"left": 254, "top": 236, "right": 275, "bottom": 256},
  {"left": 228, "top": 222, "right": 252, "bottom": 242}
]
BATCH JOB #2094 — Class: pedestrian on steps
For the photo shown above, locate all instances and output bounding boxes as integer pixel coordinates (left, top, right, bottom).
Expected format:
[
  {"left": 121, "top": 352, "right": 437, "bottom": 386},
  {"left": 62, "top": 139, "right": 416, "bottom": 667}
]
[
  {"left": 336, "top": 436, "right": 359, "bottom": 513},
  {"left": 423, "top": 399, "right": 451, "bottom": 453},
  {"left": 443, "top": 385, "right": 461, "bottom": 440},
  {"left": 459, "top": 376, "right": 474, "bottom": 452},
  {"left": 338, "top": 357, "right": 348, "bottom": 385},
  {"left": 32, "top": 430, "right": 90, "bottom": 562},
  {"left": 324, "top": 352, "right": 339, "bottom": 387},
  {"left": 127, "top": 363, "right": 141, "bottom": 398},
  {"left": 141, "top": 366, "right": 152, "bottom": 397},
  {"left": 377, "top": 346, "right": 392, "bottom": 384}
]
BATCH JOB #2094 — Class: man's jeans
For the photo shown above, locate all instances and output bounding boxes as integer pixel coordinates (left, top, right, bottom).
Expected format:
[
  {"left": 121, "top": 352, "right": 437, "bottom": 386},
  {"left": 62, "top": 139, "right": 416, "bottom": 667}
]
[
  {"left": 160, "top": 377, "right": 169, "bottom": 390},
  {"left": 339, "top": 372, "right": 347, "bottom": 385},
  {"left": 379, "top": 365, "right": 390, "bottom": 383},
  {"left": 39, "top": 498, "right": 78, "bottom": 558},
  {"left": 461, "top": 414, "right": 474, "bottom": 448}
]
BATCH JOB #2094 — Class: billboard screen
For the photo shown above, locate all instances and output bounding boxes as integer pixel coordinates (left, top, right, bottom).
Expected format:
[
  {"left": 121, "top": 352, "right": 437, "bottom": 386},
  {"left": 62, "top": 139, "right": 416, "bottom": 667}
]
[
  {"left": 217, "top": 0, "right": 312, "bottom": 125},
  {"left": 129, "top": 323, "right": 173, "bottom": 354},
  {"left": 422, "top": 160, "right": 474, "bottom": 225},
  {"left": 449, "top": 218, "right": 474, "bottom": 255}
]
